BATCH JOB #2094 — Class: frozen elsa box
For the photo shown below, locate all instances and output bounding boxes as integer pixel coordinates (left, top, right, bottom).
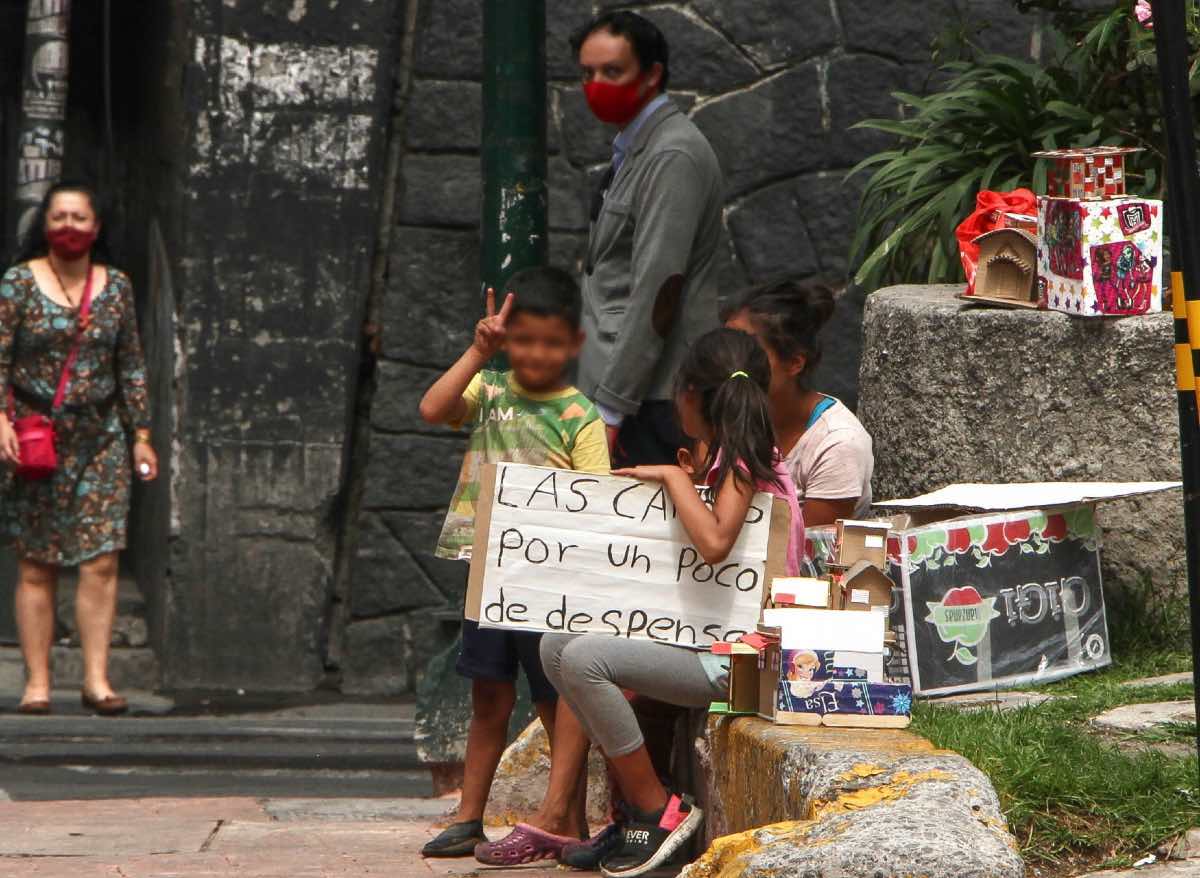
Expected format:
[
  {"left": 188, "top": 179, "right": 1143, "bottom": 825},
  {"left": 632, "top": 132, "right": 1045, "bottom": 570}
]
[{"left": 710, "top": 607, "right": 912, "bottom": 729}]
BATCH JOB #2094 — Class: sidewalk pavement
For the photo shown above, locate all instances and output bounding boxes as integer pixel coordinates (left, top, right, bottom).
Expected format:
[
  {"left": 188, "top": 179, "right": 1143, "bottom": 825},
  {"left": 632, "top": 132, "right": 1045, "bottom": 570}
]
[{"left": 0, "top": 796, "right": 567, "bottom": 877}]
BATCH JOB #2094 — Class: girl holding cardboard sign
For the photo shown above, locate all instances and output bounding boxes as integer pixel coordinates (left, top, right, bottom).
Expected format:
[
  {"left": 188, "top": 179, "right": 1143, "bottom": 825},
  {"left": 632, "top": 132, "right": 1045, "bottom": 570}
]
[{"left": 490, "top": 329, "right": 804, "bottom": 878}]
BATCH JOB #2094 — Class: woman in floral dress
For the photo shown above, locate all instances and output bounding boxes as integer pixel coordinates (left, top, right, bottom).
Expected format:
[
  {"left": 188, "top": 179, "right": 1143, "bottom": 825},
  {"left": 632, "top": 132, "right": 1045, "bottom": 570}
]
[{"left": 0, "top": 183, "right": 158, "bottom": 716}]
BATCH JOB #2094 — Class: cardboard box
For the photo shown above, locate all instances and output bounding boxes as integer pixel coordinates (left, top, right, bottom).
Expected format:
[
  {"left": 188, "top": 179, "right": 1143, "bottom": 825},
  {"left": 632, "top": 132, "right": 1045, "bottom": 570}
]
[
  {"left": 1037, "top": 195, "right": 1163, "bottom": 316},
  {"left": 771, "top": 576, "right": 838, "bottom": 609},
  {"left": 755, "top": 608, "right": 910, "bottom": 727},
  {"left": 711, "top": 632, "right": 776, "bottom": 716},
  {"left": 1032, "top": 146, "right": 1140, "bottom": 201},
  {"left": 874, "top": 481, "right": 1180, "bottom": 695},
  {"left": 834, "top": 520, "right": 890, "bottom": 570},
  {"left": 774, "top": 680, "right": 914, "bottom": 728}
]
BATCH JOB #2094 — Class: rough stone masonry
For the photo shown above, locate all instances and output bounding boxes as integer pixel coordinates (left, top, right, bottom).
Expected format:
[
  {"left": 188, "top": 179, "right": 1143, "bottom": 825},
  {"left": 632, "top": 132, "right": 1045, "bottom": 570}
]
[
  {"left": 347, "top": 0, "right": 1045, "bottom": 696},
  {"left": 149, "top": 0, "right": 1044, "bottom": 693},
  {"left": 161, "top": 0, "right": 402, "bottom": 690}
]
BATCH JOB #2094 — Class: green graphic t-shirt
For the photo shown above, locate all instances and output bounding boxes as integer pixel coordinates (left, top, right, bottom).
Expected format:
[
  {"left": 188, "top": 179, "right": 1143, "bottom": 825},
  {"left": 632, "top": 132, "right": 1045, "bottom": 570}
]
[{"left": 435, "top": 369, "right": 610, "bottom": 560}]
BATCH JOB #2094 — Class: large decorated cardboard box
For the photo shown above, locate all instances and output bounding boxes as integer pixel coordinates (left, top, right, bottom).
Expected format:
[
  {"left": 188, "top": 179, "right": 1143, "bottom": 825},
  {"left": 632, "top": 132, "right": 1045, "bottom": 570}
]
[
  {"left": 1037, "top": 195, "right": 1163, "bottom": 316},
  {"left": 811, "top": 482, "right": 1180, "bottom": 696}
]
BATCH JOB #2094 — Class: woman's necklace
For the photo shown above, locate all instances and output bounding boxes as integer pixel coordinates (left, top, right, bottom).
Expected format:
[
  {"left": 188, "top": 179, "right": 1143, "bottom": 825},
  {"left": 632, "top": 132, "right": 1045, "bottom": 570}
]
[{"left": 47, "top": 258, "right": 87, "bottom": 311}]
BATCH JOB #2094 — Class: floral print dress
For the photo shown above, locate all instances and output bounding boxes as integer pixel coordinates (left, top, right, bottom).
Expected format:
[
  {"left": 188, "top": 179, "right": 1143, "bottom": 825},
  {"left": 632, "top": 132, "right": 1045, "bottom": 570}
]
[{"left": 0, "top": 263, "right": 150, "bottom": 565}]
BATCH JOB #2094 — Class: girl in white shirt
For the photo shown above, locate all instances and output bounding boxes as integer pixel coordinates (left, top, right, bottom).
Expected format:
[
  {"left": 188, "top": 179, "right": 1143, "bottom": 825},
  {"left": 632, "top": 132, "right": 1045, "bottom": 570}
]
[{"left": 725, "top": 279, "right": 874, "bottom": 525}]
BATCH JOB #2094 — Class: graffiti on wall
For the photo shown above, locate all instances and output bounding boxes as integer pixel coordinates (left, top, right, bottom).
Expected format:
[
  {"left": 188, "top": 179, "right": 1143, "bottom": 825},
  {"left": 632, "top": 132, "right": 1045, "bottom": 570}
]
[{"left": 12, "top": 0, "right": 71, "bottom": 247}]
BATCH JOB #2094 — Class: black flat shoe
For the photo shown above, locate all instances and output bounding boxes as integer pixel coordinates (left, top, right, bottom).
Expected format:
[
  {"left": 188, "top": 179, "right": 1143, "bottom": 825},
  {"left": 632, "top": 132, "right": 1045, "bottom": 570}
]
[{"left": 421, "top": 819, "right": 487, "bottom": 858}]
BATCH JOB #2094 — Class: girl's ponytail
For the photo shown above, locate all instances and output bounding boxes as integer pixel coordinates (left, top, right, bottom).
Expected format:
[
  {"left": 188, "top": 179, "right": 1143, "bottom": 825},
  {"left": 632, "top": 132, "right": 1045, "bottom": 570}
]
[{"left": 675, "top": 328, "right": 782, "bottom": 493}]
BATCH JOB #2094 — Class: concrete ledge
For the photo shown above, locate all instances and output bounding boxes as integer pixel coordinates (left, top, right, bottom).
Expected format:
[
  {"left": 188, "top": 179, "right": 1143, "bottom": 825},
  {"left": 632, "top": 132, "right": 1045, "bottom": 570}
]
[
  {"left": 858, "top": 284, "right": 1181, "bottom": 601},
  {"left": 689, "top": 715, "right": 1023, "bottom": 878},
  {"left": 486, "top": 719, "right": 610, "bottom": 827}
]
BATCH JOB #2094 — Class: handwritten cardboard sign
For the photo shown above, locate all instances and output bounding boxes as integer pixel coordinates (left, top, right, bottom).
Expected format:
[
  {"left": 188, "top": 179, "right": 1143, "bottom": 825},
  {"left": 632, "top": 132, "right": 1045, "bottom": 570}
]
[{"left": 465, "top": 463, "right": 790, "bottom": 649}]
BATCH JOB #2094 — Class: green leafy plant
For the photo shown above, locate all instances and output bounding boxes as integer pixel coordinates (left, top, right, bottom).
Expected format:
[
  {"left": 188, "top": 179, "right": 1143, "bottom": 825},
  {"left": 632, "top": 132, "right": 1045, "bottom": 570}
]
[{"left": 849, "top": 1, "right": 1198, "bottom": 290}]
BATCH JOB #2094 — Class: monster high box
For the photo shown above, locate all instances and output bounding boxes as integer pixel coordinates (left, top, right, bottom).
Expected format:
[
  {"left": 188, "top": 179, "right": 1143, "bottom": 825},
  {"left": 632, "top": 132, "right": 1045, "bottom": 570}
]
[{"left": 1037, "top": 195, "right": 1163, "bottom": 316}]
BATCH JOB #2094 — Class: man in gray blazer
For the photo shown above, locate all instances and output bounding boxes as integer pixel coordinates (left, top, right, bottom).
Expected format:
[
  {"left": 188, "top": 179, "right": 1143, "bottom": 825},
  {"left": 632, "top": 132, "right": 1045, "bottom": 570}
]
[{"left": 572, "top": 11, "right": 724, "bottom": 467}]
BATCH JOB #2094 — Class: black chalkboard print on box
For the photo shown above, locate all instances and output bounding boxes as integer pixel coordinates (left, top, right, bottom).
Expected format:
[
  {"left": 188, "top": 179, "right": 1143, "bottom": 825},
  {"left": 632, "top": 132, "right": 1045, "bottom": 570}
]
[{"left": 896, "top": 507, "right": 1110, "bottom": 696}]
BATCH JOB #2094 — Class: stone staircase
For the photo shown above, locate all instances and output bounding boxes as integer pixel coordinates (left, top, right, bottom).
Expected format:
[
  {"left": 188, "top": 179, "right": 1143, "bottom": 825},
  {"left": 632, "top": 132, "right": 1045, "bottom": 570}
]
[{"left": 0, "top": 574, "right": 160, "bottom": 695}]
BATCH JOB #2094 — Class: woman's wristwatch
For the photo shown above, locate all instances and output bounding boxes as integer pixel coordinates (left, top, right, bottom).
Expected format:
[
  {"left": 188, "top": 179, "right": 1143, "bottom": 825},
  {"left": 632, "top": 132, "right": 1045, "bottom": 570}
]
[{"left": 134, "top": 429, "right": 152, "bottom": 446}]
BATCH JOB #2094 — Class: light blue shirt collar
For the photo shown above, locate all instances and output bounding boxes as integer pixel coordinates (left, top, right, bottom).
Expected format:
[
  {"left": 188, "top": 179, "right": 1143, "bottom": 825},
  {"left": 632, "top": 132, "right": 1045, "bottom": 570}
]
[{"left": 612, "top": 93, "right": 670, "bottom": 170}]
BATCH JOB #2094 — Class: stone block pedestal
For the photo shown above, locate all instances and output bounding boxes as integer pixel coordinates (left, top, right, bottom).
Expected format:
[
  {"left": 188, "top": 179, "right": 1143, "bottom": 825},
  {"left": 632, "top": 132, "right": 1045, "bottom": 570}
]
[{"left": 858, "top": 285, "right": 1183, "bottom": 603}]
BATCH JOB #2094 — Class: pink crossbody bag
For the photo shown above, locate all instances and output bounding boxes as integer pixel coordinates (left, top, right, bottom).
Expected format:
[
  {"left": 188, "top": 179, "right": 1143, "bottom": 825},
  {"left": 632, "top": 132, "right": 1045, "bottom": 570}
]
[{"left": 8, "top": 270, "right": 95, "bottom": 480}]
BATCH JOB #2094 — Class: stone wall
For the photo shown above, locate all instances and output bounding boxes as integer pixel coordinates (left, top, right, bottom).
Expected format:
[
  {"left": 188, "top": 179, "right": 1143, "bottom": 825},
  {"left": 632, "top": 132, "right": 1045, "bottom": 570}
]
[
  {"left": 347, "top": 0, "right": 1046, "bottom": 693},
  {"left": 160, "top": 0, "right": 402, "bottom": 690}
]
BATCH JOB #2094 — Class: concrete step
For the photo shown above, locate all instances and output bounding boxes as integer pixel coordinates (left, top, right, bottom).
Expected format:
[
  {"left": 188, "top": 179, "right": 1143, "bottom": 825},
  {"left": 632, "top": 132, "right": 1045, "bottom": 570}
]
[
  {"left": 0, "top": 763, "right": 435, "bottom": 801},
  {"left": 0, "top": 738, "right": 420, "bottom": 771},
  {"left": 0, "top": 700, "right": 427, "bottom": 800},
  {"left": 0, "top": 644, "right": 160, "bottom": 691},
  {"left": 0, "top": 711, "right": 418, "bottom": 766}
]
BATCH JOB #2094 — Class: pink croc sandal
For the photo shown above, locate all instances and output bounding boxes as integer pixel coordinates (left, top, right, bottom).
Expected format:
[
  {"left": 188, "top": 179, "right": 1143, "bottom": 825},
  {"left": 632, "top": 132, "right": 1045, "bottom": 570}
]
[{"left": 474, "top": 822, "right": 575, "bottom": 866}]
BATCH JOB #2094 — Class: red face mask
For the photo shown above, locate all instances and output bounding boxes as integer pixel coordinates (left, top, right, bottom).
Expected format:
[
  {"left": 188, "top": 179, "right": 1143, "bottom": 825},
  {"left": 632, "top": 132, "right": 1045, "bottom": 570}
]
[
  {"left": 584, "top": 77, "right": 649, "bottom": 126},
  {"left": 46, "top": 226, "right": 97, "bottom": 260}
]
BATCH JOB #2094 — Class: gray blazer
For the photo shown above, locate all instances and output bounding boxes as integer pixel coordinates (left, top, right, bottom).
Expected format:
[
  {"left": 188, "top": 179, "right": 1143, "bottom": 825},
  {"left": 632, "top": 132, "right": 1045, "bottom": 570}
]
[{"left": 577, "top": 100, "right": 724, "bottom": 414}]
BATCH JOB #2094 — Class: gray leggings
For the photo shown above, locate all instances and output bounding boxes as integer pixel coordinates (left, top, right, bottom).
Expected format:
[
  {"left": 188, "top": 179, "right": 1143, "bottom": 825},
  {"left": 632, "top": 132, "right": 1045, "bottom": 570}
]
[{"left": 539, "top": 634, "right": 725, "bottom": 758}]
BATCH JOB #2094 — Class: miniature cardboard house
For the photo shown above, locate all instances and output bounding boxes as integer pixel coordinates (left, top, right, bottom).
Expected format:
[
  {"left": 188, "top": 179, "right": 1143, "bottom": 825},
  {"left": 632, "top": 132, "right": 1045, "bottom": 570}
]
[
  {"left": 1037, "top": 195, "right": 1163, "bottom": 316},
  {"left": 836, "top": 560, "right": 894, "bottom": 616},
  {"left": 968, "top": 228, "right": 1039, "bottom": 309},
  {"left": 710, "top": 630, "right": 777, "bottom": 716},
  {"left": 834, "top": 520, "right": 890, "bottom": 570}
]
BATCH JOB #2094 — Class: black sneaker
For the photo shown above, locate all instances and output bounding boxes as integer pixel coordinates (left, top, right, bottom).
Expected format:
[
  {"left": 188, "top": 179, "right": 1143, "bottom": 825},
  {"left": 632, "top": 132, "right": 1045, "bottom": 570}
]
[
  {"left": 421, "top": 819, "right": 486, "bottom": 858},
  {"left": 600, "top": 794, "right": 703, "bottom": 877},
  {"left": 560, "top": 820, "right": 625, "bottom": 870}
]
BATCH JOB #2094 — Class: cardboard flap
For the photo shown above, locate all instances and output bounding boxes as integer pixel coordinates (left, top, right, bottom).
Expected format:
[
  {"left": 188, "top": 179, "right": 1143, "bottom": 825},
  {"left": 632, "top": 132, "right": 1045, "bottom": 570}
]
[
  {"left": 877, "top": 481, "right": 1181, "bottom": 513},
  {"left": 761, "top": 496, "right": 791, "bottom": 606},
  {"left": 762, "top": 607, "right": 885, "bottom": 651},
  {"left": 771, "top": 576, "right": 832, "bottom": 608},
  {"left": 464, "top": 463, "right": 498, "bottom": 622}
]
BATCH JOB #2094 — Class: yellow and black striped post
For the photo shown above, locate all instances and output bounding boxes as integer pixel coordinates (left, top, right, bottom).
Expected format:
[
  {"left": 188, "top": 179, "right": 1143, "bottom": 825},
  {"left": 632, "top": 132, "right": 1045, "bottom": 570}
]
[{"left": 1154, "top": 0, "right": 1200, "bottom": 776}]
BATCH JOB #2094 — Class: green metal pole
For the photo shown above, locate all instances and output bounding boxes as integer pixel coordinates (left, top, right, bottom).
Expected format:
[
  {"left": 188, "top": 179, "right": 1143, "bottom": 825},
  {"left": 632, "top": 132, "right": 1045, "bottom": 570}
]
[{"left": 481, "top": 0, "right": 547, "bottom": 299}]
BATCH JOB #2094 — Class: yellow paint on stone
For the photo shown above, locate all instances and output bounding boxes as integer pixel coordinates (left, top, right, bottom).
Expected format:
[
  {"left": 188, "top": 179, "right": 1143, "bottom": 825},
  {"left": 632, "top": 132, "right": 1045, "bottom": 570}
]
[
  {"left": 691, "top": 767, "right": 960, "bottom": 878},
  {"left": 683, "top": 820, "right": 814, "bottom": 878},
  {"left": 811, "top": 769, "right": 953, "bottom": 819},
  {"left": 840, "top": 762, "right": 886, "bottom": 781},
  {"left": 706, "top": 716, "right": 959, "bottom": 835}
]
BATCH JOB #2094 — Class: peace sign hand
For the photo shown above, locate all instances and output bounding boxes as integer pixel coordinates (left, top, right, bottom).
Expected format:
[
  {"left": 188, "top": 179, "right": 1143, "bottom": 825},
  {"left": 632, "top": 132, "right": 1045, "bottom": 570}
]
[{"left": 472, "top": 287, "right": 514, "bottom": 359}]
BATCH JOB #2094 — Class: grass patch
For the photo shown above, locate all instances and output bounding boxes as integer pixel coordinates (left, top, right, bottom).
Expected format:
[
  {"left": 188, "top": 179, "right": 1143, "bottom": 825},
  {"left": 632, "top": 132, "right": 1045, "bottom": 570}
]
[
  {"left": 913, "top": 695, "right": 1198, "bottom": 871},
  {"left": 911, "top": 582, "right": 1199, "bottom": 873},
  {"left": 1140, "top": 723, "right": 1200, "bottom": 746}
]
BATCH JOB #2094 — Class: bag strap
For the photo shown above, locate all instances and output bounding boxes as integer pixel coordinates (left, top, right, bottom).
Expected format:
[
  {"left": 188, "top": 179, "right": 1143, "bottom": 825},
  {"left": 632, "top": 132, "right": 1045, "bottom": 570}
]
[
  {"left": 805, "top": 395, "right": 837, "bottom": 432},
  {"left": 50, "top": 266, "right": 95, "bottom": 412}
]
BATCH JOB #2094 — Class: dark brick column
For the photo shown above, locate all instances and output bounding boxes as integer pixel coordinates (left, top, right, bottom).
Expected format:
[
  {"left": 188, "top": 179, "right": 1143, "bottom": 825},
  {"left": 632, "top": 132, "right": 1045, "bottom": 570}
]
[{"left": 161, "top": 0, "right": 401, "bottom": 691}]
